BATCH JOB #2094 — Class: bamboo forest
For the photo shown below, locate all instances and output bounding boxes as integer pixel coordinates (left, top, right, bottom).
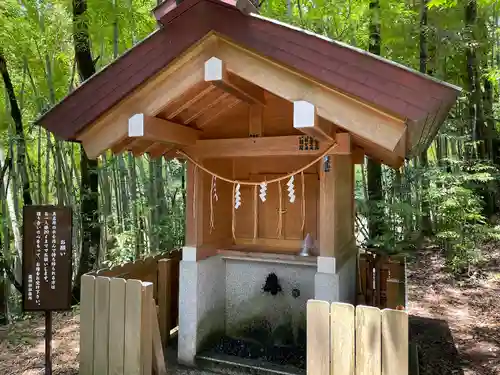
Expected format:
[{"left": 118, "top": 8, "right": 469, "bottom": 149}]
[{"left": 0, "top": 0, "right": 499, "bottom": 374}]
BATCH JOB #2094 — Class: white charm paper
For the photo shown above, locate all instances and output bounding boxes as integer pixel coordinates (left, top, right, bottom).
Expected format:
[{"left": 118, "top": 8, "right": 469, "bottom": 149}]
[
  {"left": 259, "top": 182, "right": 267, "bottom": 202},
  {"left": 235, "top": 183, "right": 242, "bottom": 209},
  {"left": 287, "top": 175, "right": 296, "bottom": 203}
]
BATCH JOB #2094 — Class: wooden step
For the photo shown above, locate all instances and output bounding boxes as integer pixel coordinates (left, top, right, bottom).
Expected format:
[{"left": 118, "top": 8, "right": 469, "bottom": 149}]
[{"left": 196, "top": 351, "right": 305, "bottom": 375}]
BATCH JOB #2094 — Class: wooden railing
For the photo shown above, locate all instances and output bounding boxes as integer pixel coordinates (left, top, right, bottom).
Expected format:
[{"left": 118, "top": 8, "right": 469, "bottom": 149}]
[
  {"left": 307, "top": 300, "right": 408, "bottom": 375},
  {"left": 79, "top": 250, "right": 181, "bottom": 375},
  {"left": 357, "top": 252, "right": 406, "bottom": 309},
  {"left": 95, "top": 250, "right": 181, "bottom": 343}
]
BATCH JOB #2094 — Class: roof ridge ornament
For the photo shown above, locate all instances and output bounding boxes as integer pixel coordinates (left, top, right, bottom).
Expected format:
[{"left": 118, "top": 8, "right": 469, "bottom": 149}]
[{"left": 236, "top": 0, "right": 259, "bottom": 15}]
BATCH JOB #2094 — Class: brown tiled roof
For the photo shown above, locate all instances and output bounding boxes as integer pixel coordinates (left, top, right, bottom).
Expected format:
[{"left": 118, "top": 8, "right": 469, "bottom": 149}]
[{"left": 37, "top": 0, "right": 461, "bottom": 154}]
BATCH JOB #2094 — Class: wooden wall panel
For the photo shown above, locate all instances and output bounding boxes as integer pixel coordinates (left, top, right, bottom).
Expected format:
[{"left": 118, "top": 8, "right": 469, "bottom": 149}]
[
  {"left": 201, "top": 158, "right": 233, "bottom": 245},
  {"left": 234, "top": 184, "right": 255, "bottom": 238},
  {"left": 202, "top": 93, "right": 303, "bottom": 139},
  {"left": 257, "top": 177, "right": 281, "bottom": 239},
  {"left": 284, "top": 174, "right": 318, "bottom": 241},
  {"left": 188, "top": 155, "right": 320, "bottom": 248}
]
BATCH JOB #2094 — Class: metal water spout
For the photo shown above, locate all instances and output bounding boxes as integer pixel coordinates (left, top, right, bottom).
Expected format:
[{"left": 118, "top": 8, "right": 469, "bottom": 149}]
[{"left": 298, "top": 233, "right": 314, "bottom": 256}]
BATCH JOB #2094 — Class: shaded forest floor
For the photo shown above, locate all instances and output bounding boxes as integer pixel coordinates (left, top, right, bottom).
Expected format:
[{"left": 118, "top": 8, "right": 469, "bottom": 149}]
[
  {"left": 408, "top": 245, "right": 500, "bottom": 375},
  {"left": 0, "top": 246, "right": 499, "bottom": 374}
]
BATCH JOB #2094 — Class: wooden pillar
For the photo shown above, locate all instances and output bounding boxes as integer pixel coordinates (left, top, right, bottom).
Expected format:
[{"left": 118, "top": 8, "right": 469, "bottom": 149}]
[
  {"left": 185, "top": 160, "right": 204, "bottom": 247},
  {"left": 319, "top": 133, "right": 354, "bottom": 260}
]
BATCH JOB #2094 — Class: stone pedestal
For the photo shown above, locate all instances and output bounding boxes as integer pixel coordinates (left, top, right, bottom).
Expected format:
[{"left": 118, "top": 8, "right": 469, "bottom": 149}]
[
  {"left": 314, "top": 253, "right": 356, "bottom": 304},
  {"left": 177, "top": 249, "right": 357, "bottom": 366},
  {"left": 178, "top": 254, "right": 225, "bottom": 366}
]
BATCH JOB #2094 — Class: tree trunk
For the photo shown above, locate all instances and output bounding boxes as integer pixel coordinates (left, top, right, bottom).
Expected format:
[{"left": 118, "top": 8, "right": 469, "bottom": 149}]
[
  {"left": 72, "top": 0, "right": 100, "bottom": 303},
  {"left": 128, "top": 153, "right": 140, "bottom": 257},
  {"left": 465, "top": 0, "right": 494, "bottom": 215},
  {"left": 0, "top": 53, "right": 32, "bottom": 207},
  {"left": 367, "top": 0, "right": 384, "bottom": 245},
  {"left": 419, "top": 0, "right": 433, "bottom": 236}
]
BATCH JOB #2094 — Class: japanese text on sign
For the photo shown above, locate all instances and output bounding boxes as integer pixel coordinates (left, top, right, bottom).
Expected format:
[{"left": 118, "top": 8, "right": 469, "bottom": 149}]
[{"left": 23, "top": 206, "right": 72, "bottom": 312}]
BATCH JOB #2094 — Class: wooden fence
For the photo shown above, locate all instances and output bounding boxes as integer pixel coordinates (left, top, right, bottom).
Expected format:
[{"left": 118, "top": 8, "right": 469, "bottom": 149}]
[
  {"left": 80, "top": 250, "right": 180, "bottom": 375},
  {"left": 357, "top": 253, "right": 406, "bottom": 309},
  {"left": 307, "top": 300, "right": 408, "bottom": 375}
]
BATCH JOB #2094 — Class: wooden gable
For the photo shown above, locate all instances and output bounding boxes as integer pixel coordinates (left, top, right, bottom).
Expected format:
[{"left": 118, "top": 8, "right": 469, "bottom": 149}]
[{"left": 36, "top": 0, "right": 461, "bottom": 168}]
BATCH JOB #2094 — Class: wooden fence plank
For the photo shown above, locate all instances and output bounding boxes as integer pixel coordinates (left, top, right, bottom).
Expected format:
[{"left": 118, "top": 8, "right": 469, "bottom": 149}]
[
  {"left": 80, "top": 275, "right": 96, "bottom": 375},
  {"left": 157, "top": 259, "right": 171, "bottom": 347},
  {"left": 307, "top": 300, "right": 330, "bottom": 375},
  {"left": 331, "top": 303, "right": 355, "bottom": 375},
  {"left": 94, "top": 277, "right": 111, "bottom": 375},
  {"left": 356, "top": 305, "right": 381, "bottom": 375},
  {"left": 142, "top": 282, "right": 154, "bottom": 375},
  {"left": 124, "top": 280, "right": 143, "bottom": 375},
  {"left": 382, "top": 309, "right": 408, "bottom": 375},
  {"left": 109, "top": 278, "right": 126, "bottom": 375},
  {"left": 151, "top": 298, "right": 167, "bottom": 375}
]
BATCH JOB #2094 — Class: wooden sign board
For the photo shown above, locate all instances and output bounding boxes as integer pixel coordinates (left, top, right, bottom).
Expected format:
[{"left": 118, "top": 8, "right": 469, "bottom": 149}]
[{"left": 22, "top": 205, "right": 73, "bottom": 312}]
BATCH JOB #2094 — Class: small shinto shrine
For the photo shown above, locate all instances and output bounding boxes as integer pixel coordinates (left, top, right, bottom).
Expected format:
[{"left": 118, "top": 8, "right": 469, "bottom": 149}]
[{"left": 37, "top": 0, "right": 461, "bottom": 370}]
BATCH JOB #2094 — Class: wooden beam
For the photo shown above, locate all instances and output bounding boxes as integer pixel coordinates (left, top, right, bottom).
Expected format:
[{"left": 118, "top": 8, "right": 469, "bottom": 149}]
[
  {"left": 204, "top": 57, "right": 266, "bottom": 105},
  {"left": 197, "top": 95, "right": 240, "bottom": 128},
  {"left": 216, "top": 39, "right": 407, "bottom": 158},
  {"left": 129, "top": 139, "right": 152, "bottom": 157},
  {"left": 78, "top": 34, "right": 218, "bottom": 159},
  {"left": 183, "top": 91, "right": 230, "bottom": 124},
  {"left": 182, "top": 135, "right": 333, "bottom": 158},
  {"left": 352, "top": 147, "right": 365, "bottom": 164},
  {"left": 128, "top": 114, "right": 202, "bottom": 145},
  {"left": 164, "top": 148, "right": 181, "bottom": 160},
  {"left": 249, "top": 105, "right": 263, "bottom": 137},
  {"left": 166, "top": 84, "right": 216, "bottom": 120},
  {"left": 146, "top": 143, "right": 174, "bottom": 159},
  {"left": 331, "top": 132, "right": 351, "bottom": 154},
  {"left": 111, "top": 137, "right": 134, "bottom": 155},
  {"left": 293, "top": 101, "right": 333, "bottom": 142}
]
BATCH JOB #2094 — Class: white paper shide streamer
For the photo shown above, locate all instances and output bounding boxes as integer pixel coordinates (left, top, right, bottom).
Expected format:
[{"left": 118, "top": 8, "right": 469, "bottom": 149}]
[
  {"left": 259, "top": 182, "right": 267, "bottom": 202},
  {"left": 234, "top": 183, "right": 242, "bottom": 209},
  {"left": 287, "top": 175, "right": 295, "bottom": 203},
  {"left": 212, "top": 176, "right": 218, "bottom": 202}
]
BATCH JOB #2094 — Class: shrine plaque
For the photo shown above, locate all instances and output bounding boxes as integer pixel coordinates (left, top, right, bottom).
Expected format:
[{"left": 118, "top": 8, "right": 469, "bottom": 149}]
[{"left": 22, "top": 205, "right": 73, "bottom": 312}]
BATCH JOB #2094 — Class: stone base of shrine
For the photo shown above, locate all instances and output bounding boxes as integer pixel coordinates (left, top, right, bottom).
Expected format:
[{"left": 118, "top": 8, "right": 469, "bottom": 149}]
[
  {"left": 176, "top": 247, "right": 357, "bottom": 366},
  {"left": 314, "top": 253, "right": 357, "bottom": 304}
]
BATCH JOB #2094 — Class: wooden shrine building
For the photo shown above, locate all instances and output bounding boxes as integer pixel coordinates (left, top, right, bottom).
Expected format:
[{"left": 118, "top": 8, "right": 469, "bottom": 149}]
[{"left": 37, "top": 0, "right": 461, "bottom": 367}]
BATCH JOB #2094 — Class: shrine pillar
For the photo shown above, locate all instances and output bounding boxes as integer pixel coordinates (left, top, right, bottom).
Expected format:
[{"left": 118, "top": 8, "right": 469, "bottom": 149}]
[
  {"left": 314, "top": 133, "right": 357, "bottom": 304},
  {"left": 178, "top": 160, "right": 228, "bottom": 366}
]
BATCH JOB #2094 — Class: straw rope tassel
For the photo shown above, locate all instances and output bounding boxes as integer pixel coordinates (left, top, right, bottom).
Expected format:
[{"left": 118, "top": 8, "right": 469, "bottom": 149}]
[
  {"left": 301, "top": 171, "right": 306, "bottom": 237},
  {"left": 277, "top": 180, "right": 283, "bottom": 239},
  {"left": 209, "top": 175, "right": 217, "bottom": 234},
  {"left": 232, "top": 183, "right": 236, "bottom": 241},
  {"left": 193, "top": 165, "right": 198, "bottom": 222},
  {"left": 253, "top": 185, "right": 258, "bottom": 239}
]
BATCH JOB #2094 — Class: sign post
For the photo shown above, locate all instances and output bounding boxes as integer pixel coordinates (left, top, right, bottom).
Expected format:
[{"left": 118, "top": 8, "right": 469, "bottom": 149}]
[{"left": 22, "top": 205, "right": 73, "bottom": 375}]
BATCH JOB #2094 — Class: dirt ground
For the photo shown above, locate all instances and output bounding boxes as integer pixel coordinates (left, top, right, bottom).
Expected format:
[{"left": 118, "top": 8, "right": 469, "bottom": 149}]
[
  {"left": 0, "top": 246, "right": 499, "bottom": 375},
  {"left": 408, "top": 245, "right": 500, "bottom": 375},
  {"left": 0, "top": 311, "right": 80, "bottom": 375}
]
